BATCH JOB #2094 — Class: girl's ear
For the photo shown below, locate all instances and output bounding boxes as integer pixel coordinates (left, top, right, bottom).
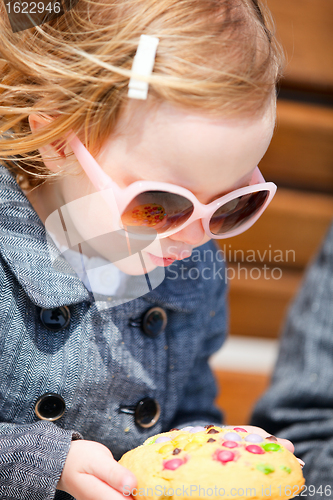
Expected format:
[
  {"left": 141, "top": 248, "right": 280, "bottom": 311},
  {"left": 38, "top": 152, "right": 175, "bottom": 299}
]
[{"left": 28, "top": 113, "right": 68, "bottom": 173}]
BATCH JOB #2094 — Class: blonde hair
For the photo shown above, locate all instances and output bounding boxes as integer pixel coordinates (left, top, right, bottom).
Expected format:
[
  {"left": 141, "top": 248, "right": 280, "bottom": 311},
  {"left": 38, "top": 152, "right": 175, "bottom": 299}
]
[{"left": 0, "top": 0, "right": 284, "bottom": 189}]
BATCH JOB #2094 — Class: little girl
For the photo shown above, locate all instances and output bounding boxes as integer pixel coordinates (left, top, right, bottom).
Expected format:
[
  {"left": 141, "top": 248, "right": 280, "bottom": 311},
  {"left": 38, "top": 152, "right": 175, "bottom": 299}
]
[{"left": 0, "top": 1, "right": 292, "bottom": 499}]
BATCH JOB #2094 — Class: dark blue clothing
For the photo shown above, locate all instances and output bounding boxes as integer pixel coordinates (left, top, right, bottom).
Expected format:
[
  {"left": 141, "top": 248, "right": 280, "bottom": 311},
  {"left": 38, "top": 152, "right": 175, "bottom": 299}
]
[{"left": 251, "top": 222, "right": 333, "bottom": 493}]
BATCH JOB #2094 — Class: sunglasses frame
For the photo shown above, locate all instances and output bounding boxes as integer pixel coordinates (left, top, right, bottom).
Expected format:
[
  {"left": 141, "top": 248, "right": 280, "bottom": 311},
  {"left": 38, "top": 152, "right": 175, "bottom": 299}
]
[{"left": 66, "top": 130, "right": 277, "bottom": 240}]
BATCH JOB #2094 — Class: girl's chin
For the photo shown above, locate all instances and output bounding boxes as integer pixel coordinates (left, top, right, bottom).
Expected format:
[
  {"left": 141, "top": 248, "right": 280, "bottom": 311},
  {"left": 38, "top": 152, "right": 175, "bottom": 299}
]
[{"left": 110, "top": 254, "right": 157, "bottom": 276}]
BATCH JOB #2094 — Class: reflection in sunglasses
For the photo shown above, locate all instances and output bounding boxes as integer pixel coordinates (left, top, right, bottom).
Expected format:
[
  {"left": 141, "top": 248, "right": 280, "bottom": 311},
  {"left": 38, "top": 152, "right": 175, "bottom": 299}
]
[
  {"left": 122, "top": 203, "right": 168, "bottom": 228},
  {"left": 120, "top": 189, "right": 269, "bottom": 237},
  {"left": 210, "top": 191, "right": 268, "bottom": 235}
]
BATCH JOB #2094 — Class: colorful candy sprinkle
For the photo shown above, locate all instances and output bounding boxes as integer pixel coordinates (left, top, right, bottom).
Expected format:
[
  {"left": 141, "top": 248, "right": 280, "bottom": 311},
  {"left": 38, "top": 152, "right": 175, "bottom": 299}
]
[
  {"left": 180, "top": 426, "right": 193, "bottom": 431},
  {"left": 263, "top": 443, "right": 282, "bottom": 452},
  {"left": 191, "top": 434, "right": 209, "bottom": 444},
  {"left": 222, "top": 441, "right": 239, "bottom": 449},
  {"left": 173, "top": 433, "right": 190, "bottom": 440},
  {"left": 172, "top": 448, "right": 181, "bottom": 455},
  {"left": 245, "top": 433, "right": 264, "bottom": 443},
  {"left": 189, "top": 426, "right": 206, "bottom": 433},
  {"left": 158, "top": 444, "right": 174, "bottom": 454},
  {"left": 216, "top": 451, "right": 235, "bottom": 463},
  {"left": 155, "top": 436, "right": 172, "bottom": 443},
  {"left": 164, "top": 458, "right": 184, "bottom": 470},
  {"left": 233, "top": 427, "right": 247, "bottom": 432},
  {"left": 184, "top": 442, "right": 200, "bottom": 452},
  {"left": 146, "top": 438, "right": 156, "bottom": 445},
  {"left": 256, "top": 463, "right": 275, "bottom": 474},
  {"left": 245, "top": 445, "right": 265, "bottom": 455},
  {"left": 223, "top": 432, "right": 242, "bottom": 442},
  {"left": 280, "top": 466, "right": 292, "bottom": 474}
]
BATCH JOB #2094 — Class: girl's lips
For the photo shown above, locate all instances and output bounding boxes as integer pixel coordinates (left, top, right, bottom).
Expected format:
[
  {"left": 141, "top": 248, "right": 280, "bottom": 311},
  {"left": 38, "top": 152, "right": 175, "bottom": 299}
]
[{"left": 147, "top": 253, "right": 176, "bottom": 267}]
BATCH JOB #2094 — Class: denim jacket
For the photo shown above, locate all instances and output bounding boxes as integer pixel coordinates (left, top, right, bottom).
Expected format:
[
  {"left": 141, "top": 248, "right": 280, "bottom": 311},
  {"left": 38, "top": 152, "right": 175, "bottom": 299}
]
[{"left": 0, "top": 165, "right": 228, "bottom": 500}]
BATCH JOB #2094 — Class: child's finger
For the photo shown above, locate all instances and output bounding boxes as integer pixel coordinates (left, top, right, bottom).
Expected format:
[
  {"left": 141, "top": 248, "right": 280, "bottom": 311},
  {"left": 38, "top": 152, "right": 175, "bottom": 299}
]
[
  {"left": 276, "top": 437, "right": 294, "bottom": 454},
  {"left": 70, "top": 472, "right": 135, "bottom": 500},
  {"left": 88, "top": 454, "right": 137, "bottom": 493}
]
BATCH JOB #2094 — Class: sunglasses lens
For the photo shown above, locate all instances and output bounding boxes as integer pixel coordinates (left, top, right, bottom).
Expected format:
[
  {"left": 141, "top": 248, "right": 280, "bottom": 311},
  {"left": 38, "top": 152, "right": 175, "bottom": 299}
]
[
  {"left": 121, "top": 191, "right": 194, "bottom": 235},
  {"left": 209, "top": 190, "right": 269, "bottom": 235}
]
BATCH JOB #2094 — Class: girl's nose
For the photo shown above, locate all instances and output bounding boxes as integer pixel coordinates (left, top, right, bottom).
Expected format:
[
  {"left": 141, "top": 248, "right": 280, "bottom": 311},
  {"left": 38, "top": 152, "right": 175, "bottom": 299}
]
[{"left": 168, "top": 219, "right": 207, "bottom": 246}]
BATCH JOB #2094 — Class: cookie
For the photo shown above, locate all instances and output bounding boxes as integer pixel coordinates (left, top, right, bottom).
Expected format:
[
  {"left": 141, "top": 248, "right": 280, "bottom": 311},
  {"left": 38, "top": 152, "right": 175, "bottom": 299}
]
[{"left": 119, "top": 425, "right": 305, "bottom": 500}]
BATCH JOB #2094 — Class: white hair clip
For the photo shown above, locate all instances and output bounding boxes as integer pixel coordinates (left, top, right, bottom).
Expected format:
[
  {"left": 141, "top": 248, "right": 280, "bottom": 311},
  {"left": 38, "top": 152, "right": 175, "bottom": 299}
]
[{"left": 128, "top": 34, "right": 160, "bottom": 100}]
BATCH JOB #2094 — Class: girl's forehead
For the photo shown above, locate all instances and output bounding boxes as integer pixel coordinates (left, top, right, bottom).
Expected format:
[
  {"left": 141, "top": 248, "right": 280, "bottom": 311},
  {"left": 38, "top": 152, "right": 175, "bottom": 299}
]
[
  {"left": 115, "top": 98, "right": 276, "bottom": 138},
  {"left": 98, "top": 99, "right": 276, "bottom": 195}
]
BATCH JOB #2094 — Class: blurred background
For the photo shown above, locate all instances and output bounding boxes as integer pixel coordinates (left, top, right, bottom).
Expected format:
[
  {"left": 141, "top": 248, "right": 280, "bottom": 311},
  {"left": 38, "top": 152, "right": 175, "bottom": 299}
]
[{"left": 209, "top": 0, "right": 333, "bottom": 424}]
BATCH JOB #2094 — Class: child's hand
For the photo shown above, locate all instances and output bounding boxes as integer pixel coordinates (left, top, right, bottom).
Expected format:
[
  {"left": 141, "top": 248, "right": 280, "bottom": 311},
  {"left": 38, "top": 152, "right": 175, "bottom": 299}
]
[{"left": 56, "top": 439, "right": 137, "bottom": 500}]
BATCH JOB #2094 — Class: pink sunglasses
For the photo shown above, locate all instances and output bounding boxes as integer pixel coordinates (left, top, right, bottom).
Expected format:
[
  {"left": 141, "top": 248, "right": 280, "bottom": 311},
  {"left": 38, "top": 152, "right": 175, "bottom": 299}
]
[{"left": 66, "top": 130, "right": 277, "bottom": 240}]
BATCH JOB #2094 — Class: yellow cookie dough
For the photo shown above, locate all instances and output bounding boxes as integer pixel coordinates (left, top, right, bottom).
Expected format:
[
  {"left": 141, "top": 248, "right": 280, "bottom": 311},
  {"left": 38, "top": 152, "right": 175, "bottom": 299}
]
[{"left": 119, "top": 426, "right": 305, "bottom": 500}]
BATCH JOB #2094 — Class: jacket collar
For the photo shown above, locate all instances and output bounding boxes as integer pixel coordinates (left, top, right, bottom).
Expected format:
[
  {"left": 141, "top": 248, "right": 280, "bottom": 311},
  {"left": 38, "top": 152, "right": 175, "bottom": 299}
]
[
  {"left": 0, "top": 166, "right": 206, "bottom": 312},
  {"left": 0, "top": 166, "right": 91, "bottom": 308}
]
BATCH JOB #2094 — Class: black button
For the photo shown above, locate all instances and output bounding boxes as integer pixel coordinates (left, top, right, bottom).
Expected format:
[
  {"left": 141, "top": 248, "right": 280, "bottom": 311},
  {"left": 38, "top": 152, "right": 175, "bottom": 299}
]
[
  {"left": 35, "top": 393, "right": 66, "bottom": 421},
  {"left": 135, "top": 398, "right": 160, "bottom": 428},
  {"left": 119, "top": 397, "right": 161, "bottom": 428},
  {"left": 40, "top": 306, "right": 71, "bottom": 332},
  {"left": 142, "top": 307, "right": 167, "bottom": 337}
]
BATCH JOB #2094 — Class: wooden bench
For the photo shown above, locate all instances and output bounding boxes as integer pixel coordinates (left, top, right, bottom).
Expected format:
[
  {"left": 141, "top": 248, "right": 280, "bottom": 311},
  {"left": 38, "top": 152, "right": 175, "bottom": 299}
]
[{"left": 212, "top": 0, "right": 333, "bottom": 425}]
